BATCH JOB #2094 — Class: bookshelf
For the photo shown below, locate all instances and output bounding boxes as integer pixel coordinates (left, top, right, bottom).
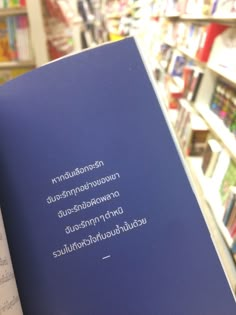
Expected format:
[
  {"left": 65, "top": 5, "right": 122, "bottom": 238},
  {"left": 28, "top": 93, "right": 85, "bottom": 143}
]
[
  {"left": 114, "top": 0, "right": 236, "bottom": 296},
  {"left": 0, "top": 0, "right": 50, "bottom": 84},
  {"left": 154, "top": 75, "right": 236, "bottom": 295},
  {"left": 196, "top": 103, "right": 236, "bottom": 160},
  {"left": 152, "top": 10, "right": 236, "bottom": 296},
  {"left": 0, "top": 0, "right": 83, "bottom": 78}
]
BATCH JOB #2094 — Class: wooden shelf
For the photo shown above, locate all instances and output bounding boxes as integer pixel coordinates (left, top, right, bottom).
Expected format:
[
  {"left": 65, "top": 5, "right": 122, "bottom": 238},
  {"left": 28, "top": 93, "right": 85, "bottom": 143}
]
[
  {"left": 196, "top": 103, "right": 236, "bottom": 161},
  {"left": 0, "top": 61, "right": 35, "bottom": 69},
  {"left": 0, "top": 7, "right": 27, "bottom": 17}
]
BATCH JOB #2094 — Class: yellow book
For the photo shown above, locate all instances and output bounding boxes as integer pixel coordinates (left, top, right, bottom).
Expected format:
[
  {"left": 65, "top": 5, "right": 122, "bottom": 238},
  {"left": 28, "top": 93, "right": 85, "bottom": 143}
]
[{"left": 0, "top": 18, "right": 11, "bottom": 61}]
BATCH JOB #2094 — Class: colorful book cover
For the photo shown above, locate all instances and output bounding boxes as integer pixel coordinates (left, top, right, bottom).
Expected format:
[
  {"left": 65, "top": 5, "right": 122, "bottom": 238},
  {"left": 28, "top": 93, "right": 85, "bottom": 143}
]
[
  {"left": 223, "top": 187, "right": 236, "bottom": 225},
  {"left": 226, "top": 199, "right": 236, "bottom": 233},
  {"left": 0, "top": 17, "right": 11, "bottom": 61},
  {"left": 220, "top": 160, "right": 236, "bottom": 205},
  {"left": 6, "top": 16, "right": 17, "bottom": 60},
  {"left": 201, "top": 139, "right": 222, "bottom": 177},
  {"left": 186, "top": 68, "right": 203, "bottom": 102}
]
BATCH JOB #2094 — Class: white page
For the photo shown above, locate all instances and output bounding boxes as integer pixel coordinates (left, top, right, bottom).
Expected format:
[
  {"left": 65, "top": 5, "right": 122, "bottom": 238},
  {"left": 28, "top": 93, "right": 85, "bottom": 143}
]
[{"left": 0, "top": 210, "right": 23, "bottom": 315}]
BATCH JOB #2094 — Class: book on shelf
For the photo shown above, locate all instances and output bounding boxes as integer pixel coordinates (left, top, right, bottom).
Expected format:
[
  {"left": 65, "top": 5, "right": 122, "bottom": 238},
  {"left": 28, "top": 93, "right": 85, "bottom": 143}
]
[
  {"left": 220, "top": 159, "right": 236, "bottom": 206},
  {"left": 223, "top": 186, "right": 236, "bottom": 225},
  {"left": 182, "top": 65, "right": 194, "bottom": 97},
  {"left": 231, "top": 240, "right": 236, "bottom": 261},
  {"left": 224, "top": 187, "right": 236, "bottom": 236},
  {"left": 0, "top": 15, "right": 33, "bottom": 63},
  {"left": 175, "top": 98, "right": 193, "bottom": 138},
  {"left": 185, "top": 24, "right": 202, "bottom": 57},
  {"left": 167, "top": 50, "right": 186, "bottom": 77},
  {"left": 196, "top": 23, "right": 228, "bottom": 63},
  {"left": 211, "top": 0, "right": 236, "bottom": 15},
  {"left": 210, "top": 79, "right": 225, "bottom": 116},
  {"left": 0, "top": 37, "right": 236, "bottom": 315},
  {"left": 210, "top": 78, "right": 236, "bottom": 135},
  {"left": 0, "top": 17, "right": 11, "bottom": 61},
  {"left": 201, "top": 138, "right": 222, "bottom": 177},
  {"left": 183, "top": 113, "right": 209, "bottom": 156},
  {"left": 0, "top": 0, "right": 25, "bottom": 8},
  {"left": 186, "top": 67, "right": 203, "bottom": 102},
  {"left": 211, "top": 149, "right": 231, "bottom": 190},
  {"left": 230, "top": 220, "right": 236, "bottom": 239}
]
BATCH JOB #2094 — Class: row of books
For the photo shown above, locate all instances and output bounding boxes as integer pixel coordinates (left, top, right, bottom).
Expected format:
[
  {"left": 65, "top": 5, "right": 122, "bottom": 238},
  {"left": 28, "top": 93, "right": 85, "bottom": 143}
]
[
  {"left": 103, "top": 0, "right": 153, "bottom": 38},
  {"left": 157, "top": 48, "right": 204, "bottom": 107},
  {"left": 202, "top": 139, "right": 236, "bottom": 262},
  {"left": 0, "top": 0, "right": 25, "bottom": 8},
  {"left": 44, "top": 0, "right": 75, "bottom": 26},
  {"left": 175, "top": 100, "right": 209, "bottom": 156},
  {"left": 201, "top": 139, "right": 236, "bottom": 205},
  {"left": 194, "top": 130, "right": 236, "bottom": 262},
  {"left": 43, "top": 0, "right": 76, "bottom": 60},
  {"left": 160, "top": 50, "right": 236, "bottom": 139},
  {"left": 223, "top": 186, "right": 236, "bottom": 238},
  {"left": 161, "top": 19, "right": 228, "bottom": 63},
  {"left": 153, "top": 0, "right": 236, "bottom": 17},
  {"left": 210, "top": 79, "right": 236, "bottom": 137},
  {"left": 174, "top": 100, "right": 236, "bottom": 261},
  {"left": 77, "top": 0, "right": 108, "bottom": 48},
  {"left": 0, "top": 15, "right": 33, "bottom": 62},
  {"left": 221, "top": 162, "right": 236, "bottom": 262}
]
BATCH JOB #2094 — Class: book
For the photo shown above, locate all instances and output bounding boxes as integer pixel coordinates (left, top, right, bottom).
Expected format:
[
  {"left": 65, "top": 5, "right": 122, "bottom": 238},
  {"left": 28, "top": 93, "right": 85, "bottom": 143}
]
[
  {"left": 196, "top": 23, "right": 228, "bottom": 63},
  {"left": 182, "top": 113, "right": 209, "bottom": 156},
  {"left": 220, "top": 159, "right": 236, "bottom": 205},
  {"left": 6, "top": 16, "right": 17, "bottom": 61},
  {"left": 223, "top": 186, "right": 236, "bottom": 225},
  {"left": 230, "top": 220, "right": 236, "bottom": 239},
  {"left": 186, "top": 67, "right": 203, "bottom": 102},
  {"left": 0, "top": 37, "right": 235, "bottom": 315},
  {"left": 175, "top": 98, "right": 193, "bottom": 139},
  {"left": 0, "top": 18, "right": 11, "bottom": 62},
  {"left": 168, "top": 53, "right": 186, "bottom": 77},
  {"left": 226, "top": 191, "right": 236, "bottom": 233},
  {"left": 211, "top": 149, "right": 231, "bottom": 190},
  {"left": 201, "top": 138, "right": 222, "bottom": 177},
  {"left": 15, "top": 15, "right": 33, "bottom": 61}
]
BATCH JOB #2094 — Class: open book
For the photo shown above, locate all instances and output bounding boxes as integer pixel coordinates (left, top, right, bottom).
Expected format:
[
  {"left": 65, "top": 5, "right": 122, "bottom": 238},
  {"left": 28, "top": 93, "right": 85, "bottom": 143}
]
[{"left": 0, "top": 37, "right": 235, "bottom": 315}]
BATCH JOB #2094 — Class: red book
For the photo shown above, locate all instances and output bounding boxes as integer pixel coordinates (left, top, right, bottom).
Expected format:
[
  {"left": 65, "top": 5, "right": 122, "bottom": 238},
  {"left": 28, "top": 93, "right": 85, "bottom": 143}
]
[
  {"left": 196, "top": 23, "right": 228, "bottom": 62},
  {"left": 230, "top": 220, "right": 236, "bottom": 239},
  {"left": 20, "top": 0, "right": 26, "bottom": 6}
]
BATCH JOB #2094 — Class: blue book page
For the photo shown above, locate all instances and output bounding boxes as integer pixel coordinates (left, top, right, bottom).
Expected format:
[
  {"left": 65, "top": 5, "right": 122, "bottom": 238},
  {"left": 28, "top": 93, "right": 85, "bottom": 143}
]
[{"left": 0, "top": 38, "right": 235, "bottom": 315}]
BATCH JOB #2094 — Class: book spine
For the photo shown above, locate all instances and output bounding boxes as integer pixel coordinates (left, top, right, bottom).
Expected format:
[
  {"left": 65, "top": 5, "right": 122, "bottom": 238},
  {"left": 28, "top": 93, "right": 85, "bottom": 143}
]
[
  {"left": 15, "top": 15, "right": 32, "bottom": 61},
  {"left": 230, "top": 220, "right": 236, "bottom": 238},
  {"left": 6, "top": 16, "right": 16, "bottom": 60},
  {"left": 187, "top": 70, "right": 203, "bottom": 102},
  {"left": 223, "top": 196, "right": 235, "bottom": 225}
]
